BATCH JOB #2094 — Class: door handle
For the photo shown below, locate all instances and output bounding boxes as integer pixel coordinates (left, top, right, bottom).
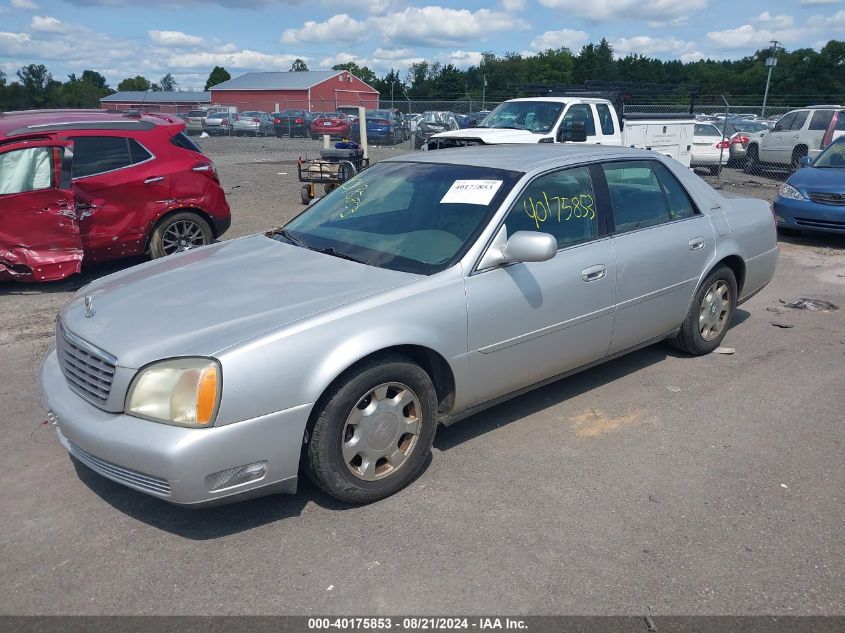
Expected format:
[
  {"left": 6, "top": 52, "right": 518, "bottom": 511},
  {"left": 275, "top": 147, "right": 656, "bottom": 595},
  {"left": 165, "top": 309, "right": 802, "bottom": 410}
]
[
  {"left": 581, "top": 264, "right": 607, "bottom": 282},
  {"left": 144, "top": 176, "right": 164, "bottom": 184},
  {"left": 689, "top": 237, "right": 705, "bottom": 251}
]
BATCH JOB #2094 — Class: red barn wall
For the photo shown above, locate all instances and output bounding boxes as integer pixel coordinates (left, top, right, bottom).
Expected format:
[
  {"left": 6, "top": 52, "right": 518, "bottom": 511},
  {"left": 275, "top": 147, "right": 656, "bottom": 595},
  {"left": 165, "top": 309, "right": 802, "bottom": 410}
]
[
  {"left": 310, "top": 73, "right": 379, "bottom": 112},
  {"left": 209, "top": 89, "right": 310, "bottom": 113}
]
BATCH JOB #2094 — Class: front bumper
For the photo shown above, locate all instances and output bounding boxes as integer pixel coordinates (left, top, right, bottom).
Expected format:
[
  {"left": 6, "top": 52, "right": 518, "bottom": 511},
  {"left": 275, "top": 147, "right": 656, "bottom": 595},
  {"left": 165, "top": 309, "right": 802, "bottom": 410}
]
[
  {"left": 773, "top": 197, "right": 845, "bottom": 235},
  {"left": 40, "top": 350, "right": 312, "bottom": 506}
]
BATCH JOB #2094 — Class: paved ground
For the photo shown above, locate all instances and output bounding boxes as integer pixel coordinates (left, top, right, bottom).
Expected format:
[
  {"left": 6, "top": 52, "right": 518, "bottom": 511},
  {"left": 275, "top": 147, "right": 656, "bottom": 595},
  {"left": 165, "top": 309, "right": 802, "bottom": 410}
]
[{"left": 1, "top": 137, "right": 843, "bottom": 615}]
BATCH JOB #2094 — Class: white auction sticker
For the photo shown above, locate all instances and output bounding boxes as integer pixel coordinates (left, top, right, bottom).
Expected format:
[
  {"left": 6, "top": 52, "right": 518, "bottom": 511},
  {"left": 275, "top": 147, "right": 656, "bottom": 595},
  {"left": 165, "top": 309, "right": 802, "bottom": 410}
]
[{"left": 440, "top": 180, "right": 503, "bottom": 205}]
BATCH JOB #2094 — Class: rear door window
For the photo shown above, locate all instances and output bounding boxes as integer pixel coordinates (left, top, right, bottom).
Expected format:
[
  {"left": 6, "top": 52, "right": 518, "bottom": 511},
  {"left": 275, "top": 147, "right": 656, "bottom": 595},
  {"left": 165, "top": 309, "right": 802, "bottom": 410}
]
[
  {"left": 596, "top": 104, "right": 615, "bottom": 135},
  {"left": 602, "top": 161, "right": 670, "bottom": 232},
  {"left": 69, "top": 136, "right": 132, "bottom": 178},
  {"left": 128, "top": 139, "right": 153, "bottom": 164},
  {"left": 790, "top": 111, "right": 809, "bottom": 130}
]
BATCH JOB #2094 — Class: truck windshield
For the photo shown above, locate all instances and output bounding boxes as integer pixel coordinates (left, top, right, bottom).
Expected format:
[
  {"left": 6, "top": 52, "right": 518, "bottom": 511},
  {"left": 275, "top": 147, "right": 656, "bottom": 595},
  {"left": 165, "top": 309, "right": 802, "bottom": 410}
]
[
  {"left": 274, "top": 161, "right": 522, "bottom": 275},
  {"left": 477, "top": 101, "right": 565, "bottom": 134}
]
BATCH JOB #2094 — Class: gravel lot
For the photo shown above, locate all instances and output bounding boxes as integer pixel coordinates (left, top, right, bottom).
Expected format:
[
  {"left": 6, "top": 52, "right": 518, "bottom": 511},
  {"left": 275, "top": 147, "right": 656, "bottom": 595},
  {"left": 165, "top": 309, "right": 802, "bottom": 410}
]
[{"left": 1, "top": 136, "right": 843, "bottom": 616}]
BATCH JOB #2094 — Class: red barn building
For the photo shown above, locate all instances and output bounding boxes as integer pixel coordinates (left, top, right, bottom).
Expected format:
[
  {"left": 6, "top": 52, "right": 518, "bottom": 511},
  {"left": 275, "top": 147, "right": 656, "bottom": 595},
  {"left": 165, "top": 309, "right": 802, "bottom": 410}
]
[
  {"left": 99, "top": 91, "right": 210, "bottom": 114},
  {"left": 209, "top": 70, "right": 379, "bottom": 113}
]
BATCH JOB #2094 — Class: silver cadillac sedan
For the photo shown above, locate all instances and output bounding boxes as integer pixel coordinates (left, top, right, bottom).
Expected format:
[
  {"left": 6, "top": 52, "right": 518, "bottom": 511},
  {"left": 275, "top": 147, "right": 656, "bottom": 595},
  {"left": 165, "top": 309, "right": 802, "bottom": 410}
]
[{"left": 41, "top": 145, "right": 778, "bottom": 506}]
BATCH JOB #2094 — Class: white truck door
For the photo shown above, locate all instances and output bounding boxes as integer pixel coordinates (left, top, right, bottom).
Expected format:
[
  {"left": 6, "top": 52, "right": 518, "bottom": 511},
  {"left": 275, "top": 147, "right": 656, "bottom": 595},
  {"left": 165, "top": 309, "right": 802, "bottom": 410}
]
[{"left": 558, "top": 104, "right": 602, "bottom": 145}]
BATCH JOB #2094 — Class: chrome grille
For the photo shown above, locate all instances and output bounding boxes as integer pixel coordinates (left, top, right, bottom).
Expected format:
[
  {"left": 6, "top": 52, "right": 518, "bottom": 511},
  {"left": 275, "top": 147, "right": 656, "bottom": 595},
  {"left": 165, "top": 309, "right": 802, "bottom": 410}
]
[
  {"left": 808, "top": 192, "right": 845, "bottom": 206},
  {"left": 57, "top": 321, "right": 116, "bottom": 405},
  {"left": 67, "top": 440, "right": 171, "bottom": 497}
]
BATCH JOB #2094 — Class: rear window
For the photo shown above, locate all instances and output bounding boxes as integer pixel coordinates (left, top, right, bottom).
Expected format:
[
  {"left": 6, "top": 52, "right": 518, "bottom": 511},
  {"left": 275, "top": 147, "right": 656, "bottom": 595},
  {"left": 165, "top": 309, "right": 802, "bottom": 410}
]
[
  {"left": 809, "top": 110, "right": 835, "bottom": 131},
  {"left": 186, "top": 110, "right": 206, "bottom": 117},
  {"left": 69, "top": 136, "right": 133, "bottom": 178},
  {"left": 695, "top": 124, "right": 722, "bottom": 137},
  {"left": 171, "top": 132, "right": 202, "bottom": 154}
]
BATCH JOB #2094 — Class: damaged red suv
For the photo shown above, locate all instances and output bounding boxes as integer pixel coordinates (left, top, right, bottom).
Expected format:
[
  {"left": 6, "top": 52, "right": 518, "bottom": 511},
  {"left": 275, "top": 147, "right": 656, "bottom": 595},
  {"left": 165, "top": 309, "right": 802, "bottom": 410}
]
[{"left": 0, "top": 110, "right": 231, "bottom": 282}]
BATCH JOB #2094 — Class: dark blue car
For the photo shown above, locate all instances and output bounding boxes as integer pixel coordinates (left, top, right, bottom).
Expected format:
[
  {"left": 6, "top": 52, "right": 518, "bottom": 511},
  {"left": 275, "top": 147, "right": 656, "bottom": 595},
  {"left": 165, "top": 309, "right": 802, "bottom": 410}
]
[
  {"left": 350, "top": 109, "right": 401, "bottom": 145},
  {"left": 773, "top": 136, "right": 845, "bottom": 235}
]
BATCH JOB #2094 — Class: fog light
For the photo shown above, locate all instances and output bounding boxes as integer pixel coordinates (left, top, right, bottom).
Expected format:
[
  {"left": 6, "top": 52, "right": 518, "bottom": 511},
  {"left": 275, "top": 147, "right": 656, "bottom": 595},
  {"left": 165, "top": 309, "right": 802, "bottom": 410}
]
[{"left": 205, "top": 461, "right": 267, "bottom": 492}]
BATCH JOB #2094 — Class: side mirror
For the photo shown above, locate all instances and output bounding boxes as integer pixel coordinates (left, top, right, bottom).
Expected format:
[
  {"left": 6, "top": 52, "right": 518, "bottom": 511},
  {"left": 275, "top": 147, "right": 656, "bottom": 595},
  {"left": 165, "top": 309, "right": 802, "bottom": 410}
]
[
  {"left": 799, "top": 155, "right": 813, "bottom": 168},
  {"left": 558, "top": 120, "right": 587, "bottom": 143}
]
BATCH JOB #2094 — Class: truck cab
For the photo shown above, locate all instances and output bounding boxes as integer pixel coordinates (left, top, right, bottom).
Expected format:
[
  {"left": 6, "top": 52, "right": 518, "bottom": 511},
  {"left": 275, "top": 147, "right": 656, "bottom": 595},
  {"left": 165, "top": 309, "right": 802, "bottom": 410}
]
[{"left": 426, "top": 96, "right": 694, "bottom": 167}]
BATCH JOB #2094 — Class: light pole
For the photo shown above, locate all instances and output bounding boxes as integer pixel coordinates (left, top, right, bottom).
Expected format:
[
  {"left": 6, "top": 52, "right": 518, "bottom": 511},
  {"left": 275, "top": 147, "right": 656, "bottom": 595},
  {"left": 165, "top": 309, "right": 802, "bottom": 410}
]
[
  {"left": 761, "top": 40, "right": 780, "bottom": 117},
  {"left": 390, "top": 80, "right": 396, "bottom": 109},
  {"left": 482, "top": 74, "right": 487, "bottom": 111}
]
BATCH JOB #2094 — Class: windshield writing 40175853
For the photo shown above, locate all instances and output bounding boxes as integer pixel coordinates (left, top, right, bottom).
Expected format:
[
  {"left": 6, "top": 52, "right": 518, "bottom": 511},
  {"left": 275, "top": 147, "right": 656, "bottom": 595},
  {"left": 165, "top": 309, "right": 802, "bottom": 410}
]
[{"left": 524, "top": 192, "right": 595, "bottom": 229}]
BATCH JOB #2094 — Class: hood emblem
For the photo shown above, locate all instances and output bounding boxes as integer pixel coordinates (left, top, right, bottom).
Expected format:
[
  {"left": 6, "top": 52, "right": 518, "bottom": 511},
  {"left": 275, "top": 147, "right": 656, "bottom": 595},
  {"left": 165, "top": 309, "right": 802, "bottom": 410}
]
[{"left": 84, "top": 295, "right": 95, "bottom": 319}]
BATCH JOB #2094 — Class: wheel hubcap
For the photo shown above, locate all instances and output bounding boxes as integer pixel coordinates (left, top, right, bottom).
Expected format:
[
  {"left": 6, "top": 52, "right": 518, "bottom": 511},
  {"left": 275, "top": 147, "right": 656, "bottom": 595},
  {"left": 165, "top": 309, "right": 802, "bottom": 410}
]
[
  {"left": 699, "top": 280, "right": 730, "bottom": 341},
  {"left": 162, "top": 220, "right": 207, "bottom": 255},
  {"left": 342, "top": 382, "right": 421, "bottom": 481}
]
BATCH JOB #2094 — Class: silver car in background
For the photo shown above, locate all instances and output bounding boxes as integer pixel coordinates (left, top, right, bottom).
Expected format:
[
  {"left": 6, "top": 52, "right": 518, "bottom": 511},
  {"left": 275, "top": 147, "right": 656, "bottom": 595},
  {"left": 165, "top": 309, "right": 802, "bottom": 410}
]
[
  {"left": 202, "top": 112, "right": 237, "bottom": 136},
  {"left": 41, "top": 145, "right": 778, "bottom": 507},
  {"left": 232, "top": 111, "right": 274, "bottom": 136},
  {"left": 184, "top": 110, "right": 207, "bottom": 135}
]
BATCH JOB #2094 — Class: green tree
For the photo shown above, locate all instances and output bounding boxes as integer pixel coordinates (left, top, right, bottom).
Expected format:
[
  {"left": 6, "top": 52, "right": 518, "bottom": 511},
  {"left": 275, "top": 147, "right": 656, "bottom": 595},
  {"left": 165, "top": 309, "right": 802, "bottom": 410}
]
[
  {"left": 332, "top": 62, "right": 377, "bottom": 85},
  {"left": 17, "top": 64, "right": 52, "bottom": 107},
  {"left": 60, "top": 70, "right": 112, "bottom": 108},
  {"left": 159, "top": 72, "right": 177, "bottom": 92},
  {"left": 204, "top": 66, "right": 230, "bottom": 90},
  {"left": 290, "top": 58, "right": 309, "bottom": 72},
  {"left": 117, "top": 75, "right": 153, "bottom": 91}
]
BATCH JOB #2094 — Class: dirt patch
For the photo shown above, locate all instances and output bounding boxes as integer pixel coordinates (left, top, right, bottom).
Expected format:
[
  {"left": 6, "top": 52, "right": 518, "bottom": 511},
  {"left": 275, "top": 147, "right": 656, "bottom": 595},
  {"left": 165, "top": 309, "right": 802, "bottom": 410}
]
[{"left": 568, "top": 408, "right": 646, "bottom": 437}]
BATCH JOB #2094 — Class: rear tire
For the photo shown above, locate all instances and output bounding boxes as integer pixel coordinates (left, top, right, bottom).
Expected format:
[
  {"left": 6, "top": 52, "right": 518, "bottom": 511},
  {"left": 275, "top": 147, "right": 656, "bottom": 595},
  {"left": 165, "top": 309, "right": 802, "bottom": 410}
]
[
  {"left": 709, "top": 165, "right": 722, "bottom": 176},
  {"left": 791, "top": 146, "right": 807, "bottom": 172},
  {"left": 301, "top": 185, "right": 313, "bottom": 205},
  {"left": 671, "top": 265, "right": 737, "bottom": 356},
  {"left": 744, "top": 145, "right": 760, "bottom": 174},
  {"left": 149, "top": 212, "right": 213, "bottom": 259},
  {"left": 305, "top": 355, "right": 438, "bottom": 504}
]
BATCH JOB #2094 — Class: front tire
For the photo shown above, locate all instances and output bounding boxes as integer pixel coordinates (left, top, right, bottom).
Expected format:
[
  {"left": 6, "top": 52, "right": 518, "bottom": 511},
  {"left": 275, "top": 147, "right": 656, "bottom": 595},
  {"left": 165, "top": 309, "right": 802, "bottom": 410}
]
[
  {"left": 149, "top": 212, "right": 213, "bottom": 259},
  {"left": 744, "top": 145, "right": 759, "bottom": 174},
  {"left": 306, "top": 355, "right": 438, "bottom": 504},
  {"left": 671, "top": 265, "right": 737, "bottom": 355}
]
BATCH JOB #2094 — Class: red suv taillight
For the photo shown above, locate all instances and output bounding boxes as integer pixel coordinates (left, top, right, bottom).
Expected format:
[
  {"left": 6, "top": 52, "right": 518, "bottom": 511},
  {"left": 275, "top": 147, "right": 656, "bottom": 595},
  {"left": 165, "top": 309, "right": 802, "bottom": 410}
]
[
  {"left": 192, "top": 162, "right": 218, "bottom": 182},
  {"left": 731, "top": 135, "right": 749, "bottom": 145}
]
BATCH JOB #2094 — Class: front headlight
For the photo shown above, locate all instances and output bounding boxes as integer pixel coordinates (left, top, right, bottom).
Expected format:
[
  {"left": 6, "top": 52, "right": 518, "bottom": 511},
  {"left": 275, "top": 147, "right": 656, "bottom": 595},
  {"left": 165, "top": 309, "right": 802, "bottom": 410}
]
[
  {"left": 126, "top": 358, "right": 220, "bottom": 427},
  {"left": 778, "top": 183, "right": 806, "bottom": 200}
]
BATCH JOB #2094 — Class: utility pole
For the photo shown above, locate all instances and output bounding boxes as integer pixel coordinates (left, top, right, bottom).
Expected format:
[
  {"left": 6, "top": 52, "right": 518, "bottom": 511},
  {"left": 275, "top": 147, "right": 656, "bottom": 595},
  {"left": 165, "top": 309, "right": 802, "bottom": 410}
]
[
  {"left": 761, "top": 40, "right": 780, "bottom": 117},
  {"left": 390, "top": 81, "right": 395, "bottom": 109},
  {"left": 482, "top": 74, "right": 487, "bottom": 111}
]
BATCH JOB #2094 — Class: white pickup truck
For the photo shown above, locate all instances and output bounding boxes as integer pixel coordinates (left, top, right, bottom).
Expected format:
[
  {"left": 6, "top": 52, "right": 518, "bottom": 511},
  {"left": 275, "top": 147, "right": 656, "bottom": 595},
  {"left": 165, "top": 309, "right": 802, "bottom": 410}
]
[{"left": 425, "top": 97, "right": 695, "bottom": 167}]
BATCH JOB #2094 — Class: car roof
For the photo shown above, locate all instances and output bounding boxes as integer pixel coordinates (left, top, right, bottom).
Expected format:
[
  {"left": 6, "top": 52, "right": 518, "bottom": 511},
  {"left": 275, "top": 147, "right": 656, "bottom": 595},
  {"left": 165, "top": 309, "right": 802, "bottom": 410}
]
[
  {"left": 0, "top": 109, "right": 171, "bottom": 139},
  {"left": 387, "top": 144, "right": 664, "bottom": 173}
]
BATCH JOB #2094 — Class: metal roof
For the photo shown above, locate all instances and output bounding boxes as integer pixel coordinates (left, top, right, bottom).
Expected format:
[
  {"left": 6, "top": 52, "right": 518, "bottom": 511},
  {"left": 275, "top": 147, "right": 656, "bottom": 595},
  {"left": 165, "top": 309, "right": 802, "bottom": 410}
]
[
  {"left": 209, "top": 71, "right": 360, "bottom": 91},
  {"left": 100, "top": 91, "right": 211, "bottom": 103}
]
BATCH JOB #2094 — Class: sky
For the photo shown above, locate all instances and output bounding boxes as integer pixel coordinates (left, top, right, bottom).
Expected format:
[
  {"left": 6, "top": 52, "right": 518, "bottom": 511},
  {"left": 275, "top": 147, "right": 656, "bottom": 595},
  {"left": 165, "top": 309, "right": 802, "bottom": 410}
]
[{"left": 0, "top": 0, "right": 843, "bottom": 90}]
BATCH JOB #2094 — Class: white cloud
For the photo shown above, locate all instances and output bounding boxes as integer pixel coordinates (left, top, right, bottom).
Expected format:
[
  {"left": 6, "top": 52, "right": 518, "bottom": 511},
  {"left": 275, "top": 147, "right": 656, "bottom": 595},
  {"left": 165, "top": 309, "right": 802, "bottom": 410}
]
[
  {"left": 372, "top": 47, "right": 416, "bottom": 60},
  {"left": 171, "top": 50, "right": 306, "bottom": 70},
  {"left": 372, "top": 7, "right": 528, "bottom": 47},
  {"left": 799, "top": 0, "right": 839, "bottom": 5},
  {"left": 11, "top": 0, "right": 39, "bottom": 9},
  {"left": 530, "top": 28, "right": 589, "bottom": 51},
  {"left": 808, "top": 9, "right": 845, "bottom": 28},
  {"left": 706, "top": 23, "right": 807, "bottom": 50},
  {"left": 30, "top": 16, "right": 67, "bottom": 33},
  {"left": 612, "top": 35, "right": 697, "bottom": 57},
  {"left": 281, "top": 14, "right": 368, "bottom": 44},
  {"left": 501, "top": 0, "right": 525, "bottom": 10},
  {"left": 436, "top": 50, "right": 483, "bottom": 68},
  {"left": 149, "top": 30, "right": 204, "bottom": 47},
  {"left": 756, "top": 12, "right": 794, "bottom": 30},
  {"left": 537, "top": 0, "right": 707, "bottom": 22}
]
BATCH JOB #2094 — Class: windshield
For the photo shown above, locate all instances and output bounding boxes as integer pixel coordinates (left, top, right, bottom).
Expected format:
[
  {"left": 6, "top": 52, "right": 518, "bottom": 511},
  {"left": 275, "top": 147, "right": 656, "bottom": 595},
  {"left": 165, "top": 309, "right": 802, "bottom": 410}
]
[
  {"left": 477, "top": 101, "right": 564, "bottom": 133},
  {"left": 274, "top": 161, "right": 522, "bottom": 275},
  {"left": 813, "top": 139, "right": 845, "bottom": 168}
]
